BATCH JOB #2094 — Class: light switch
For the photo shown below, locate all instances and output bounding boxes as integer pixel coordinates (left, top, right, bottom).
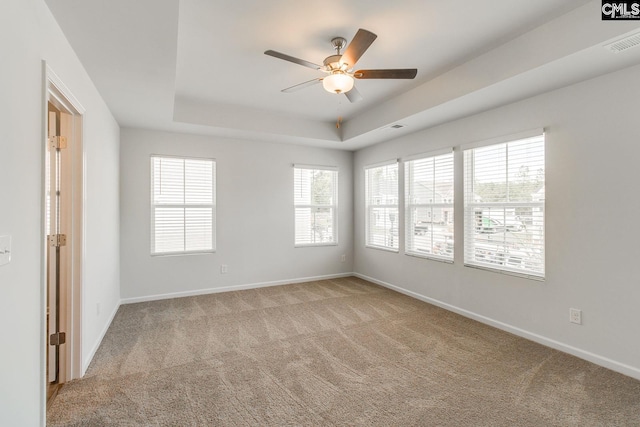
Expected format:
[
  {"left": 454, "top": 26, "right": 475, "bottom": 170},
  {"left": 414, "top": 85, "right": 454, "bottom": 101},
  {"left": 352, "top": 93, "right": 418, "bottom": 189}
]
[{"left": 0, "top": 235, "right": 11, "bottom": 266}]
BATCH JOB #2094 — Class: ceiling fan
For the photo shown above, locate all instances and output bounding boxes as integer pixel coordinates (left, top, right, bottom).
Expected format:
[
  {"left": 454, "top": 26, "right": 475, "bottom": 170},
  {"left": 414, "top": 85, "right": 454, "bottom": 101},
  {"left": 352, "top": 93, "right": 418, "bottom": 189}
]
[{"left": 264, "top": 29, "right": 417, "bottom": 103}]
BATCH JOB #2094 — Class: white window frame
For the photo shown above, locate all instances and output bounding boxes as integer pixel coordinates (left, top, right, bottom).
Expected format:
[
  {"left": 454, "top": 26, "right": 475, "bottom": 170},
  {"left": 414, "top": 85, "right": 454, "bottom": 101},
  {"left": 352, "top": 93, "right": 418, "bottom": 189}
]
[
  {"left": 150, "top": 155, "right": 216, "bottom": 255},
  {"left": 404, "top": 149, "right": 454, "bottom": 262},
  {"left": 365, "top": 160, "right": 399, "bottom": 252},
  {"left": 463, "top": 130, "right": 545, "bottom": 279},
  {"left": 293, "top": 164, "right": 338, "bottom": 247}
]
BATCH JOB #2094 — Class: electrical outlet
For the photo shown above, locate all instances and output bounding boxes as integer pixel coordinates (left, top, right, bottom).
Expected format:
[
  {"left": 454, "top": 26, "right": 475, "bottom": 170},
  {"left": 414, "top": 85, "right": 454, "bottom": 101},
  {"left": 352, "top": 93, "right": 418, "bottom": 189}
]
[
  {"left": 220, "top": 264, "right": 228, "bottom": 274},
  {"left": 341, "top": 254, "right": 346, "bottom": 262},
  {"left": 569, "top": 308, "right": 582, "bottom": 325}
]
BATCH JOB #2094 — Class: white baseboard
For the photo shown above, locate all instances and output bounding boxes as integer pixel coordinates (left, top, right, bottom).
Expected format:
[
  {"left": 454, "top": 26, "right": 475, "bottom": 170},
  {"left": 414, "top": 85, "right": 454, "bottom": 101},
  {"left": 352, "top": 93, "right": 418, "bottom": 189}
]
[
  {"left": 354, "top": 272, "right": 640, "bottom": 381},
  {"left": 120, "top": 272, "right": 354, "bottom": 305},
  {"left": 82, "top": 299, "right": 121, "bottom": 375}
]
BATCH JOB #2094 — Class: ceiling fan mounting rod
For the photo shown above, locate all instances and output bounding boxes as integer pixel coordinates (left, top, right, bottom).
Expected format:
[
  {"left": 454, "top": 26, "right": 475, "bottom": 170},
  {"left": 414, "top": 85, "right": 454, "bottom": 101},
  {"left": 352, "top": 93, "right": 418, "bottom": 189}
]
[{"left": 324, "top": 36, "right": 349, "bottom": 72}]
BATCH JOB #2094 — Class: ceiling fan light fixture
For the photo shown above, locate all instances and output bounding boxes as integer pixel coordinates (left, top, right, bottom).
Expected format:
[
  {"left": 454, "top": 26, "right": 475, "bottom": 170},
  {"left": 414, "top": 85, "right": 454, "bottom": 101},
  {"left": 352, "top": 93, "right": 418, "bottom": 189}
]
[{"left": 323, "top": 72, "right": 354, "bottom": 94}]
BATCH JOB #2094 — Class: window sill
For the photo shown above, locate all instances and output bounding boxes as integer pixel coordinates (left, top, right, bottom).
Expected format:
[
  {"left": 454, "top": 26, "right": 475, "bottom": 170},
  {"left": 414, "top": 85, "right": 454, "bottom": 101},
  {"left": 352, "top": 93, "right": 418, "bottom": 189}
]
[
  {"left": 464, "top": 263, "right": 545, "bottom": 282},
  {"left": 365, "top": 245, "right": 399, "bottom": 253},
  {"left": 294, "top": 243, "right": 338, "bottom": 248},
  {"left": 151, "top": 250, "right": 215, "bottom": 257},
  {"left": 405, "top": 252, "right": 454, "bottom": 264}
]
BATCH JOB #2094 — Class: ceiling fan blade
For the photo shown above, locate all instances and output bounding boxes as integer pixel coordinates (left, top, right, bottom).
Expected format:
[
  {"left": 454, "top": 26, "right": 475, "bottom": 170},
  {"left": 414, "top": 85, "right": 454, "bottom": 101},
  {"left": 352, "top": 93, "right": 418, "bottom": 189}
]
[
  {"left": 281, "top": 78, "right": 322, "bottom": 93},
  {"left": 354, "top": 69, "right": 418, "bottom": 79},
  {"left": 264, "top": 50, "right": 322, "bottom": 70},
  {"left": 345, "top": 86, "right": 363, "bottom": 103},
  {"left": 340, "top": 29, "right": 377, "bottom": 68}
]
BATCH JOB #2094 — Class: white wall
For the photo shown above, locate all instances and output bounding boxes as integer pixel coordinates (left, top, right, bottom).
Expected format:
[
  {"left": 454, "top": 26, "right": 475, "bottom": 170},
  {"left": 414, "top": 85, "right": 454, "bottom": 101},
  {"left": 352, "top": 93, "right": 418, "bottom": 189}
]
[
  {"left": 0, "top": 1, "right": 120, "bottom": 425},
  {"left": 354, "top": 63, "right": 640, "bottom": 380},
  {"left": 120, "top": 129, "right": 353, "bottom": 300}
]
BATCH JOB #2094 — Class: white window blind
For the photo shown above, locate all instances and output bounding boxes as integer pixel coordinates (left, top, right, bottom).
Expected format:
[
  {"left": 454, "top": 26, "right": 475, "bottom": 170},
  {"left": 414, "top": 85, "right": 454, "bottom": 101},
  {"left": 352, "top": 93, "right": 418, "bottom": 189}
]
[
  {"left": 151, "top": 156, "right": 215, "bottom": 255},
  {"left": 463, "top": 134, "right": 545, "bottom": 278},
  {"left": 405, "top": 151, "right": 454, "bottom": 261},
  {"left": 365, "top": 161, "right": 399, "bottom": 251},
  {"left": 293, "top": 166, "right": 338, "bottom": 246}
]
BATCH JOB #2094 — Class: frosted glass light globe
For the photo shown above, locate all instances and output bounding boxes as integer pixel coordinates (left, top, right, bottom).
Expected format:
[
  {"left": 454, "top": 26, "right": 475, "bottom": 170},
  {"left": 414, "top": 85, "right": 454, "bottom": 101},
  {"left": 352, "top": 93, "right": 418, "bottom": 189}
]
[{"left": 323, "top": 73, "right": 354, "bottom": 94}]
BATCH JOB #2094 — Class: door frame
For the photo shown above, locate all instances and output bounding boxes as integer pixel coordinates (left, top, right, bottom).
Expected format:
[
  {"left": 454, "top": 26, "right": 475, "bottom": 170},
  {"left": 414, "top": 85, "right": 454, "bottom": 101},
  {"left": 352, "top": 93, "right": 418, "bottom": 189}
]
[{"left": 41, "top": 61, "right": 85, "bottom": 415}]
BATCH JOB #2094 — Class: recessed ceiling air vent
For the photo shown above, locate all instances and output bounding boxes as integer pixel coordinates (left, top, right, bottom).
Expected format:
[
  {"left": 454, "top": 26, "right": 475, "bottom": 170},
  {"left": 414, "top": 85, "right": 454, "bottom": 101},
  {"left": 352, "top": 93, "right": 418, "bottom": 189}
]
[
  {"left": 389, "top": 124, "right": 405, "bottom": 129},
  {"left": 605, "top": 31, "right": 640, "bottom": 53}
]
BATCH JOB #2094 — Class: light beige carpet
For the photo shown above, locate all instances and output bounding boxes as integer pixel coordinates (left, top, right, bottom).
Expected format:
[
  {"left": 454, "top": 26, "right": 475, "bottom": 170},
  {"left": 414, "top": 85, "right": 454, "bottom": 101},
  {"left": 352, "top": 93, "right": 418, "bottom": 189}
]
[{"left": 48, "top": 277, "right": 640, "bottom": 426}]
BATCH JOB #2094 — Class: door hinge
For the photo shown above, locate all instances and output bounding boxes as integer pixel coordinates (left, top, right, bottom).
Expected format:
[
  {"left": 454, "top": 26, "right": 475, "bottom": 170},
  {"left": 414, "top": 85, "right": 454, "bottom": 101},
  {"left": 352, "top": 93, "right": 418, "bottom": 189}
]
[
  {"left": 48, "top": 234, "right": 67, "bottom": 247},
  {"left": 48, "top": 136, "right": 67, "bottom": 150},
  {"left": 49, "top": 332, "right": 66, "bottom": 346}
]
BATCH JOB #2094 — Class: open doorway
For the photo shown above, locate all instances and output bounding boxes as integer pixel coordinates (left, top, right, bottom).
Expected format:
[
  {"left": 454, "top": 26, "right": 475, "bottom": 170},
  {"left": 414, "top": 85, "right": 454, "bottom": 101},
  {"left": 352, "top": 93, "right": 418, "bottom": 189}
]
[{"left": 44, "top": 64, "right": 84, "bottom": 409}]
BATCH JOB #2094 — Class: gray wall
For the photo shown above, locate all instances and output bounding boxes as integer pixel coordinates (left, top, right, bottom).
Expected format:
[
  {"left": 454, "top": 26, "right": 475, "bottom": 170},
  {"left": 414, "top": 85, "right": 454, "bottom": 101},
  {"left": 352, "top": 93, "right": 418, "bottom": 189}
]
[
  {"left": 354, "top": 63, "right": 640, "bottom": 380},
  {"left": 0, "top": 0, "right": 121, "bottom": 425},
  {"left": 120, "top": 129, "right": 353, "bottom": 300}
]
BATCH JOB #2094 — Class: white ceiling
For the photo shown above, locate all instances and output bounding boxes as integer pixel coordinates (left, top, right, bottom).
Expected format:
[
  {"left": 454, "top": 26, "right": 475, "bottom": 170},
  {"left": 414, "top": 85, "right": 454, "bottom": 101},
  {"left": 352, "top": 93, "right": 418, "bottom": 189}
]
[{"left": 45, "top": 0, "right": 640, "bottom": 150}]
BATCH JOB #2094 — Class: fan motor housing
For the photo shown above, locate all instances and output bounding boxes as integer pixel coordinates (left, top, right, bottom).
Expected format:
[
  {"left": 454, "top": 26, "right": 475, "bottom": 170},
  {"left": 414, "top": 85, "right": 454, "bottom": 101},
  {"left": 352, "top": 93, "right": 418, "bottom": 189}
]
[{"left": 324, "top": 54, "right": 348, "bottom": 70}]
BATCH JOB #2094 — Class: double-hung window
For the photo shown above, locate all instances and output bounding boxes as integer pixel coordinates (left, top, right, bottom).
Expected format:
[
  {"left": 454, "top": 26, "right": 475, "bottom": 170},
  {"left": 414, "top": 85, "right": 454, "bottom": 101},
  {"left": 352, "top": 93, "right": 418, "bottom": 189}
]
[
  {"left": 463, "top": 132, "right": 545, "bottom": 278},
  {"left": 293, "top": 165, "right": 338, "bottom": 246},
  {"left": 405, "top": 150, "right": 454, "bottom": 261},
  {"left": 365, "top": 161, "right": 399, "bottom": 251},
  {"left": 150, "top": 156, "right": 216, "bottom": 255}
]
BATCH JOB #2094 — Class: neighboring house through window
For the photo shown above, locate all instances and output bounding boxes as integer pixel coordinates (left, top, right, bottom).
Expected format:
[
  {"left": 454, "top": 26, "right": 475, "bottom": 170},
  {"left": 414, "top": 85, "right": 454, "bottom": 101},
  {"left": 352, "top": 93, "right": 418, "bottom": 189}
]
[
  {"left": 405, "top": 150, "right": 454, "bottom": 261},
  {"left": 365, "top": 161, "right": 399, "bottom": 251},
  {"left": 463, "top": 132, "right": 545, "bottom": 278}
]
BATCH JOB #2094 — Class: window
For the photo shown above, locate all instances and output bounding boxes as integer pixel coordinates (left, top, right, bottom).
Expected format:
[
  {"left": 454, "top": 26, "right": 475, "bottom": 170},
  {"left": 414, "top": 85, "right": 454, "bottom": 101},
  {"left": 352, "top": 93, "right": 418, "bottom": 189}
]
[
  {"left": 405, "top": 151, "right": 454, "bottom": 261},
  {"left": 463, "top": 133, "right": 545, "bottom": 278},
  {"left": 150, "top": 156, "right": 215, "bottom": 255},
  {"left": 365, "top": 161, "right": 399, "bottom": 251},
  {"left": 293, "top": 165, "right": 337, "bottom": 246}
]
